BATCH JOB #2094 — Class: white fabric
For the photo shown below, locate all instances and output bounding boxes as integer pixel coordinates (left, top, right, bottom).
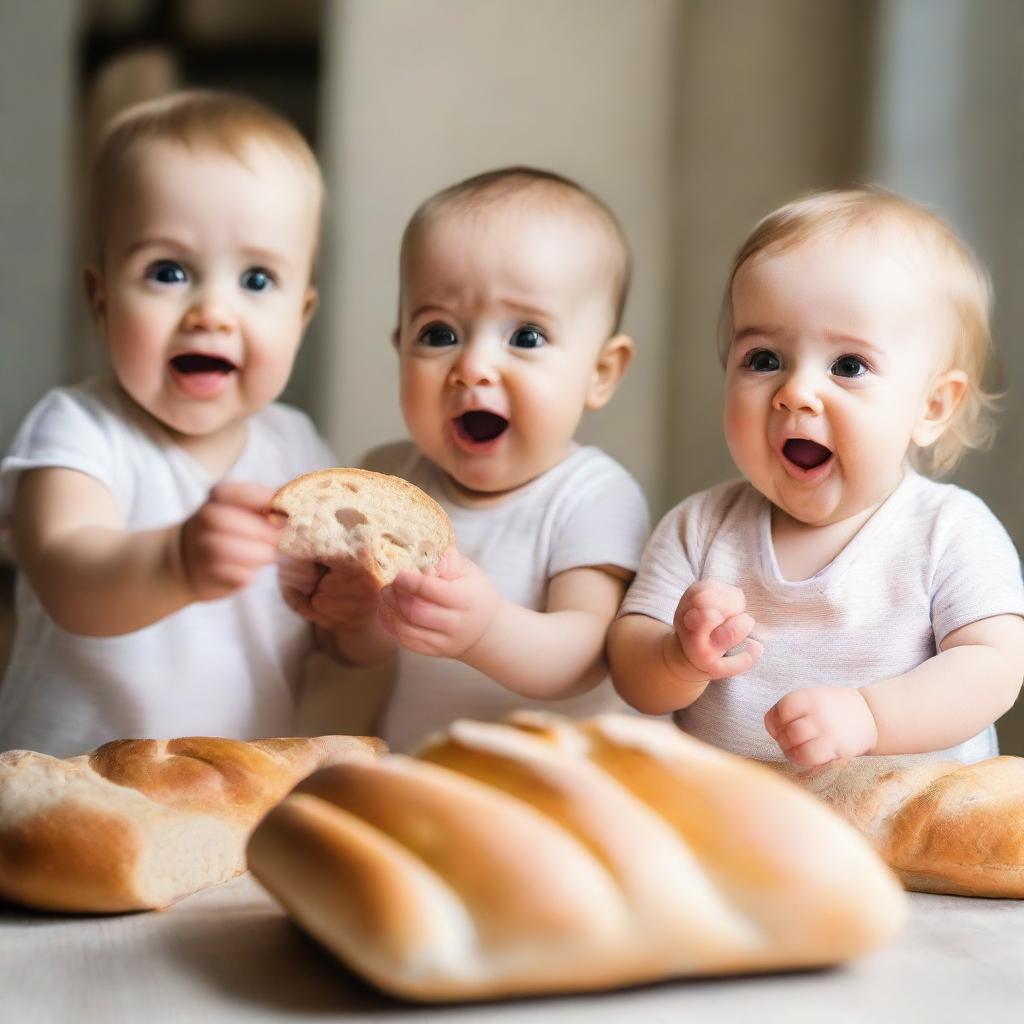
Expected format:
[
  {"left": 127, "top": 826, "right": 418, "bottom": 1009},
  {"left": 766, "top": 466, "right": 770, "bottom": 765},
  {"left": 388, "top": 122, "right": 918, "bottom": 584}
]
[
  {"left": 619, "top": 472, "right": 1024, "bottom": 764},
  {"left": 0, "top": 376, "right": 337, "bottom": 756},
  {"left": 364, "top": 442, "right": 650, "bottom": 752}
]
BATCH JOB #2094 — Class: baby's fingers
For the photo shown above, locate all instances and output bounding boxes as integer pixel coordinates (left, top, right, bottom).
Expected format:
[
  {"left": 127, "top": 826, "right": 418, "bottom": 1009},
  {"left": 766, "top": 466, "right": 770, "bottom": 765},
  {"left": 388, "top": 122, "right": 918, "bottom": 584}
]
[
  {"left": 390, "top": 568, "right": 459, "bottom": 609},
  {"left": 380, "top": 583, "right": 455, "bottom": 633},
  {"left": 709, "top": 612, "right": 757, "bottom": 654}
]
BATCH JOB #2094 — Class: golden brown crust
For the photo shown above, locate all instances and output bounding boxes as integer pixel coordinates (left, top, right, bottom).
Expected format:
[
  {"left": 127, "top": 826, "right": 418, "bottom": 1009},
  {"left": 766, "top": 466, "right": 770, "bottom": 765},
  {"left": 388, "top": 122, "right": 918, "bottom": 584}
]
[
  {"left": 0, "top": 734, "right": 384, "bottom": 913},
  {"left": 777, "top": 754, "right": 1024, "bottom": 897},
  {"left": 248, "top": 713, "right": 907, "bottom": 1001}
]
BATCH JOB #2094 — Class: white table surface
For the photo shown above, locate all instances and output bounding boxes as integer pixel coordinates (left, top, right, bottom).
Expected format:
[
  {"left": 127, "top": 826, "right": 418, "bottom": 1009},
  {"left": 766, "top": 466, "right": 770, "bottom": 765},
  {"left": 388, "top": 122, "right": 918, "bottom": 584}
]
[{"left": 3, "top": 873, "right": 1024, "bottom": 1024}]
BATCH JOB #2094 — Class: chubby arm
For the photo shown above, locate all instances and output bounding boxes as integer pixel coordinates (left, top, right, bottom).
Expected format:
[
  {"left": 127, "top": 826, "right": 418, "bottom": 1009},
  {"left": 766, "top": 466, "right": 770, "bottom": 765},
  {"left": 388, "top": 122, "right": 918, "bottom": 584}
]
[
  {"left": 11, "top": 467, "right": 282, "bottom": 637},
  {"left": 377, "top": 552, "right": 630, "bottom": 700},
  {"left": 608, "top": 580, "right": 763, "bottom": 714},
  {"left": 863, "top": 614, "right": 1024, "bottom": 754},
  {"left": 765, "top": 615, "right": 1024, "bottom": 766}
]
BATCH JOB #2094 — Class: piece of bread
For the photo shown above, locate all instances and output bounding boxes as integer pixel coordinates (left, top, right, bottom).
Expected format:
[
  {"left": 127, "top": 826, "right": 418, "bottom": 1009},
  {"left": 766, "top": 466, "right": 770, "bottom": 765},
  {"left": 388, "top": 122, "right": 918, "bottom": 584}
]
[
  {"left": 0, "top": 734, "right": 384, "bottom": 913},
  {"left": 271, "top": 468, "right": 455, "bottom": 586},
  {"left": 776, "top": 754, "right": 1024, "bottom": 897},
  {"left": 247, "top": 713, "right": 906, "bottom": 1002}
]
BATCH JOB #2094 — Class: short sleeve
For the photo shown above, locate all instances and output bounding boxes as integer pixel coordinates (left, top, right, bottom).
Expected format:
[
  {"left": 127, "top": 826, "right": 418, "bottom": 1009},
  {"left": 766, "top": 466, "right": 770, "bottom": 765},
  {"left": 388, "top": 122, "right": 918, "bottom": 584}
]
[
  {"left": 617, "top": 497, "right": 705, "bottom": 626},
  {"left": 930, "top": 491, "right": 1024, "bottom": 646},
  {"left": 1, "top": 387, "right": 119, "bottom": 522},
  {"left": 548, "top": 456, "right": 650, "bottom": 577}
]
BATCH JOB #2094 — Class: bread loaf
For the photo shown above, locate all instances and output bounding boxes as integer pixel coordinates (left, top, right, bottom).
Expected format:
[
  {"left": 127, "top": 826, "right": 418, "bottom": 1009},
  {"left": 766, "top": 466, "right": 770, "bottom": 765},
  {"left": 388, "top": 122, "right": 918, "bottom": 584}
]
[
  {"left": 271, "top": 468, "right": 455, "bottom": 586},
  {"left": 777, "top": 754, "right": 1024, "bottom": 897},
  {"left": 247, "top": 713, "right": 906, "bottom": 1001},
  {"left": 0, "top": 734, "right": 384, "bottom": 912}
]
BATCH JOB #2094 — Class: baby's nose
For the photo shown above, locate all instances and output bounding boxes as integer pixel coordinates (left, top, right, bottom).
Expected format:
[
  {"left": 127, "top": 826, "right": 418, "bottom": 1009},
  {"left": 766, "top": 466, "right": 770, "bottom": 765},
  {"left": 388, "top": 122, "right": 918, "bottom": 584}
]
[
  {"left": 182, "top": 294, "right": 234, "bottom": 334},
  {"left": 772, "top": 367, "right": 823, "bottom": 414},
  {"left": 450, "top": 340, "right": 499, "bottom": 386}
]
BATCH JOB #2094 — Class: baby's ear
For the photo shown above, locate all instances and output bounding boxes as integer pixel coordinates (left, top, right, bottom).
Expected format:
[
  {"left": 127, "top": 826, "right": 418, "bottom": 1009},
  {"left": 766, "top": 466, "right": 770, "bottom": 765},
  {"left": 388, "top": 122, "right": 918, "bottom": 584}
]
[
  {"left": 390, "top": 327, "right": 400, "bottom": 350},
  {"left": 82, "top": 265, "right": 107, "bottom": 328},
  {"left": 585, "top": 334, "right": 634, "bottom": 410},
  {"left": 302, "top": 286, "right": 319, "bottom": 328},
  {"left": 911, "top": 368, "right": 968, "bottom": 448}
]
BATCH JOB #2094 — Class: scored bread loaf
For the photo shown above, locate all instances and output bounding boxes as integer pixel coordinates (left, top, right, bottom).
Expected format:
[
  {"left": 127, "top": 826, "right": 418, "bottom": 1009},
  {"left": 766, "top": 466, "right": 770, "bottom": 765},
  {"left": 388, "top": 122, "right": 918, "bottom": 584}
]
[
  {"left": 247, "top": 713, "right": 906, "bottom": 1002},
  {"left": 0, "top": 734, "right": 384, "bottom": 913},
  {"left": 777, "top": 754, "right": 1024, "bottom": 897},
  {"left": 271, "top": 468, "right": 455, "bottom": 586}
]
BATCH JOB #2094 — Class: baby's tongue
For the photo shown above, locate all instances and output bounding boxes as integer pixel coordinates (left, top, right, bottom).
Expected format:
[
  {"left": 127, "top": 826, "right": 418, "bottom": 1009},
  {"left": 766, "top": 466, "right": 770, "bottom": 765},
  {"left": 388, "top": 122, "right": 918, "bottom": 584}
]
[{"left": 783, "top": 439, "right": 831, "bottom": 469}]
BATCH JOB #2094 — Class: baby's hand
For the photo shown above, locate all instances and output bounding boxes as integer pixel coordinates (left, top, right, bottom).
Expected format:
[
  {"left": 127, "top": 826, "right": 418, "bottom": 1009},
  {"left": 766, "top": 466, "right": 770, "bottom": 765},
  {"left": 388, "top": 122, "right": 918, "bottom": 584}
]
[
  {"left": 673, "top": 580, "right": 763, "bottom": 680},
  {"left": 764, "top": 687, "right": 878, "bottom": 767},
  {"left": 377, "top": 549, "right": 501, "bottom": 659},
  {"left": 279, "top": 555, "right": 382, "bottom": 632},
  {"left": 178, "top": 482, "right": 283, "bottom": 602}
]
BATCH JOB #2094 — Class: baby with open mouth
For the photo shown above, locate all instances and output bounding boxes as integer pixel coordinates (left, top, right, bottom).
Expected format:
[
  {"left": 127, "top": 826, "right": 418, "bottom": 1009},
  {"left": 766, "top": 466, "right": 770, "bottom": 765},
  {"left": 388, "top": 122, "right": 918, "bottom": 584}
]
[
  {"left": 610, "top": 185, "right": 1024, "bottom": 776},
  {"left": 279, "top": 166, "right": 650, "bottom": 753},
  {"left": 0, "top": 89, "right": 338, "bottom": 759}
]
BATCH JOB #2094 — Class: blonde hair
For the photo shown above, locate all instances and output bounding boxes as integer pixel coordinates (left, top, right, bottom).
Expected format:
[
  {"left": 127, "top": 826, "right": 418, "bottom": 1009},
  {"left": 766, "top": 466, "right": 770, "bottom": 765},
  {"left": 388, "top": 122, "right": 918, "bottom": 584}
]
[
  {"left": 401, "top": 166, "right": 632, "bottom": 333},
  {"left": 87, "top": 88, "right": 323, "bottom": 263},
  {"left": 718, "top": 185, "right": 997, "bottom": 476}
]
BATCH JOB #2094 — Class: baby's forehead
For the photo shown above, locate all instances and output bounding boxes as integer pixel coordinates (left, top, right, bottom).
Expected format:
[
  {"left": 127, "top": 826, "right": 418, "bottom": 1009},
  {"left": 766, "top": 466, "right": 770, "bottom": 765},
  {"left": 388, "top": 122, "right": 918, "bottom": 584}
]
[
  {"left": 414, "top": 189, "right": 611, "bottom": 251},
  {"left": 404, "top": 195, "right": 623, "bottom": 298}
]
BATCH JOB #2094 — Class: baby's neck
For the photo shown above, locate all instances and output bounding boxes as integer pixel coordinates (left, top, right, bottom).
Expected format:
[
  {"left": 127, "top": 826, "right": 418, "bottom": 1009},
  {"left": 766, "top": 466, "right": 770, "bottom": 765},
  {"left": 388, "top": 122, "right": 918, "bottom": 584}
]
[
  {"left": 770, "top": 498, "right": 888, "bottom": 582},
  {"left": 170, "top": 421, "right": 248, "bottom": 479},
  {"left": 440, "top": 473, "right": 526, "bottom": 509},
  {"left": 120, "top": 386, "right": 248, "bottom": 479}
]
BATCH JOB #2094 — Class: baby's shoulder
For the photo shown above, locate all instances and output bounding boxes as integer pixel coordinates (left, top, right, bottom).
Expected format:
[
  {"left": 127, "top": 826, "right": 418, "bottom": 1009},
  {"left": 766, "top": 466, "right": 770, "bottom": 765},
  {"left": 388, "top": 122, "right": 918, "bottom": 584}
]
[
  {"left": 900, "top": 474, "right": 1002, "bottom": 530},
  {"left": 359, "top": 440, "right": 423, "bottom": 478},
  {"left": 666, "top": 477, "right": 754, "bottom": 528}
]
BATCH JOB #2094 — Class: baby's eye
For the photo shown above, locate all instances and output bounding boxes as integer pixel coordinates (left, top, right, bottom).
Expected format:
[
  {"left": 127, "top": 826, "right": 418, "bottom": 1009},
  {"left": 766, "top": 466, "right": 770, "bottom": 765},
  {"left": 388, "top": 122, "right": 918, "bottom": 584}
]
[
  {"left": 744, "top": 348, "right": 780, "bottom": 372},
  {"left": 831, "top": 354, "right": 869, "bottom": 379},
  {"left": 509, "top": 325, "right": 546, "bottom": 350},
  {"left": 145, "top": 260, "right": 187, "bottom": 285},
  {"left": 240, "top": 267, "right": 274, "bottom": 292},
  {"left": 418, "top": 324, "right": 458, "bottom": 348}
]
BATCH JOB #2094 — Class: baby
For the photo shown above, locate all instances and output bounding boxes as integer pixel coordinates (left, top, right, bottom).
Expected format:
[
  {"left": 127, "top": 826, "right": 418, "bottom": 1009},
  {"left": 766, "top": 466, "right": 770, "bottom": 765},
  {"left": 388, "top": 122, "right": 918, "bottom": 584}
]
[
  {"left": 609, "top": 186, "right": 1024, "bottom": 768},
  {"left": 0, "top": 90, "right": 337, "bottom": 756},
  {"left": 287, "top": 167, "right": 650, "bottom": 751}
]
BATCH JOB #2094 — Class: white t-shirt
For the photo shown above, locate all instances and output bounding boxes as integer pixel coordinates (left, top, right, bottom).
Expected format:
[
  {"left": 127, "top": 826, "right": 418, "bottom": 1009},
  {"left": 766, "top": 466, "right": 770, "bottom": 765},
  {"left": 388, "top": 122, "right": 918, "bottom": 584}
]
[
  {"left": 0, "top": 376, "right": 336, "bottom": 756},
  {"left": 364, "top": 442, "right": 651, "bottom": 751},
  {"left": 619, "top": 473, "right": 1024, "bottom": 764}
]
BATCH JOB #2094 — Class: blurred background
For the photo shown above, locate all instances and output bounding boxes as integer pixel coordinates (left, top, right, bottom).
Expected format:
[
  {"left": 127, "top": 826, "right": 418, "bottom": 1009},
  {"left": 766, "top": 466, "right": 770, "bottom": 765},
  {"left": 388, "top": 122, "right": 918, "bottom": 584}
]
[{"left": 2, "top": 0, "right": 1022, "bottom": 749}]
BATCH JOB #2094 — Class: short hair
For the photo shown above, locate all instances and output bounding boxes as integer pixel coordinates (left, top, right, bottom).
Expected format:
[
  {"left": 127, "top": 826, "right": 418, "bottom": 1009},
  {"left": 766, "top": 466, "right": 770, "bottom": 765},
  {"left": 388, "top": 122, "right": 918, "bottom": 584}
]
[
  {"left": 400, "top": 166, "right": 632, "bottom": 333},
  {"left": 87, "top": 88, "right": 323, "bottom": 263},
  {"left": 717, "top": 185, "right": 997, "bottom": 477}
]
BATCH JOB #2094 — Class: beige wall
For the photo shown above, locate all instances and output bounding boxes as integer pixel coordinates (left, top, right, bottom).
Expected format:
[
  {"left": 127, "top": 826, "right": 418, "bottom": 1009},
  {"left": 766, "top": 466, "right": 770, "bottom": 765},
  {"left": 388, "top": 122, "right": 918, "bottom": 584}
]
[{"left": 0, "top": 1, "right": 79, "bottom": 451}]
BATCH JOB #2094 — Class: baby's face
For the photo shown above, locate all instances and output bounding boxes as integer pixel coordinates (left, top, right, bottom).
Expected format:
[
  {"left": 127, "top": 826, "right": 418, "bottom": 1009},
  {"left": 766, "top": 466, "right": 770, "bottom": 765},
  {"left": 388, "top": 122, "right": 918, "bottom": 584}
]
[
  {"left": 86, "top": 139, "right": 319, "bottom": 448},
  {"left": 723, "top": 224, "right": 951, "bottom": 527},
  {"left": 396, "top": 204, "right": 622, "bottom": 501}
]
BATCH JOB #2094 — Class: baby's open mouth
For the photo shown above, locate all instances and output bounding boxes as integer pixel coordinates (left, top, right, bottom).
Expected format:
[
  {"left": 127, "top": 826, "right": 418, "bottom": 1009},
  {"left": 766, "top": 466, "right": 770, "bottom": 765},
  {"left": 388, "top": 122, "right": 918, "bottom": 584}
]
[
  {"left": 454, "top": 411, "right": 509, "bottom": 444},
  {"left": 783, "top": 438, "right": 832, "bottom": 470},
  {"left": 170, "top": 353, "right": 237, "bottom": 375}
]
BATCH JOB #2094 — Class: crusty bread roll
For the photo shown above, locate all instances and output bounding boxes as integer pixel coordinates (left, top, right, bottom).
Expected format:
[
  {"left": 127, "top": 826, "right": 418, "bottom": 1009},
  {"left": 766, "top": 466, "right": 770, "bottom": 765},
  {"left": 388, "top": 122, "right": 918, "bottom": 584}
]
[
  {"left": 0, "top": 734, "right": 384, "bottom": 913},
  {"left": 271, "top": 468, "right": 455, "bottom": 586},
  {"left": 777, "top": 754, "right": 1024, "bottom": 897},
  {"left": 247, "top": 713, "right": 906, "bottom": 1001}
]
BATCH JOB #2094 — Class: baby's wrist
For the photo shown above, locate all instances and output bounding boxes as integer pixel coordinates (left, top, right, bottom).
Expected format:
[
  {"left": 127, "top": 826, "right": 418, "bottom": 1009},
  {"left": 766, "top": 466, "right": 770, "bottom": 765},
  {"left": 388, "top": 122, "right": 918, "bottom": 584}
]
[
  {"left": 458, "top": 595, "right": 509, "bottom": 669},
  {"left": 662, "top": 632, "right": 710, "bottom": 689},
  {"left": 854, "top": 686, "right": 881, "bottom": 755},
  {"left": 166, "top": 523, "right": 197, "bottom": 603}
]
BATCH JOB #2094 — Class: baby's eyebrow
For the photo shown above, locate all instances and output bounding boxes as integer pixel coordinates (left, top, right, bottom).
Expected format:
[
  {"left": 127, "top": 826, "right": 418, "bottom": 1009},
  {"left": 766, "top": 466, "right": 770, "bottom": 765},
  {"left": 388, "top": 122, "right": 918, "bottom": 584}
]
[
  {"left": 239, "top": 244, "right": 290, "bottom": 267},
  {"left": 123, "top": 236, "right": 188, "bottom": 257},
  {"left": 733, "top": 324, "right": 781, "bottom": 343}
]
